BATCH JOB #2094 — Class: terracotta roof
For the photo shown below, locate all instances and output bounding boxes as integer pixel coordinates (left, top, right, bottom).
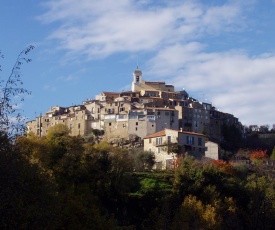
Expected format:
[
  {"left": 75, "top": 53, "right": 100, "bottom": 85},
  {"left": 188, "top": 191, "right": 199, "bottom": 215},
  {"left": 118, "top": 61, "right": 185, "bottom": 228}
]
[{"left": 144, "top": 130, "right": 166, "bottom": 139}]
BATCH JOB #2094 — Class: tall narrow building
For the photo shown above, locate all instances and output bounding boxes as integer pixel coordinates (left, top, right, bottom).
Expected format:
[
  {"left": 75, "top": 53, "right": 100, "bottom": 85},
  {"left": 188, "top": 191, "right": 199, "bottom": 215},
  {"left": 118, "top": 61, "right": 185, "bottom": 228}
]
[{"left": 131, "top": 67, "right": 143, "bottom": 92}]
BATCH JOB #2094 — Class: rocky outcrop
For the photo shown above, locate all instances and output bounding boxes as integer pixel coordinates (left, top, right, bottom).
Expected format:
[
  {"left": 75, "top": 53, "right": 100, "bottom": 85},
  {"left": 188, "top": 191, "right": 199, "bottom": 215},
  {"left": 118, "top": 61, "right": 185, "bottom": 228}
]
[{"left": 108, "top": 135, "right": 143, "bottom": 149}]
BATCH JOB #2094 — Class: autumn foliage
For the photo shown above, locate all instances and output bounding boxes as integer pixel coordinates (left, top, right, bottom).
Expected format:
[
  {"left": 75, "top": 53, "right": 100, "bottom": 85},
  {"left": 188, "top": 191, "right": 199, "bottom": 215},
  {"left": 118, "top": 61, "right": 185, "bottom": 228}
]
[
  {"left": 170, "top": 155, "right": 184, "bottom": 169},
  {"left": 250, "top": 149, "right": 268, "bottom": 163},
  {"left": 211, "top": 160, "right": 235, "bottom": 175}
]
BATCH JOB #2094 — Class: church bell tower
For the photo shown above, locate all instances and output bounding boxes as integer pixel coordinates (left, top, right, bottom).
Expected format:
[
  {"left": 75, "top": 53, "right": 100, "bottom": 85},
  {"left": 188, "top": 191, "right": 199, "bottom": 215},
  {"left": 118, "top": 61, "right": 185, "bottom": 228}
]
[{"left": 131, "top": 67, "right": 142, "bottom": 92}]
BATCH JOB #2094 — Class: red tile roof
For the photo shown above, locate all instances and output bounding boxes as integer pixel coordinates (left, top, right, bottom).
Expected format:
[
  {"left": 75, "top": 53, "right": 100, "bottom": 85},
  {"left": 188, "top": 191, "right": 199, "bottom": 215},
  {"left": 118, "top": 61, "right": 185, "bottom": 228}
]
[{"left": 144, "top": 130, "right": 166, "bottom": 139}]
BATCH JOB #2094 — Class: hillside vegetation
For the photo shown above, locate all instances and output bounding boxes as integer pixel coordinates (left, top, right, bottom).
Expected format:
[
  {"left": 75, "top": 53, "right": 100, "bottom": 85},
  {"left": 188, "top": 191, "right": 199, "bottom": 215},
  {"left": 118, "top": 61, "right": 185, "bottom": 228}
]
[{"left": 1, "top": 125, "right": 275, "bottom": 229}]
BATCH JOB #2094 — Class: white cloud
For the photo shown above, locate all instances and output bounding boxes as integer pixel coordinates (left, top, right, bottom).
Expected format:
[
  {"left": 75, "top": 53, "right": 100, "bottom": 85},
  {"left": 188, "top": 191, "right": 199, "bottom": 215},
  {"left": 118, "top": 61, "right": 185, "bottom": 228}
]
[
  {"left": 39, "top": 0, "right": 244, "bottom": 58},
  {"left": 38, "top": 0, "right": 275, "bottom": 126},
  {"left": 147, "top": 43, "right": 275, "bottom": 126},
  {"left": 43, "top": 84, "right": 56, "bottom": 91}
]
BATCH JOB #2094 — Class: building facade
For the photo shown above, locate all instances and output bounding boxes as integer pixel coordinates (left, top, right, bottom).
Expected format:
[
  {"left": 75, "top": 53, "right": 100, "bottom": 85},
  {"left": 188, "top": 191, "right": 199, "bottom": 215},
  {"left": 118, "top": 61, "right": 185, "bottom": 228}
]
[
  {"left": 144, "top": 129, "right": 206, "bottom": 169},
  {"left": 26, "top": 67, "right": 242, "bottom": 145}
]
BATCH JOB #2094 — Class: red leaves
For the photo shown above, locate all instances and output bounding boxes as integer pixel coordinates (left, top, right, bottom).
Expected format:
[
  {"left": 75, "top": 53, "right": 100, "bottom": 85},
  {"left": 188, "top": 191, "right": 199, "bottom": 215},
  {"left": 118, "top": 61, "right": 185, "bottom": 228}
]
[
  {"left": 250, "top": 149, "right": 268, "bottom": 162},
  {"left": 211, "top": 160, "right": 234, "bottom": 175}
]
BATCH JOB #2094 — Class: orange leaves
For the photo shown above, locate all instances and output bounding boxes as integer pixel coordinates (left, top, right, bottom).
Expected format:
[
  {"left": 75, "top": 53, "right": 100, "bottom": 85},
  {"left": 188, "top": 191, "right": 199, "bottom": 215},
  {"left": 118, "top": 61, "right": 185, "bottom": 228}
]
[
  {"left": 250, "top": 149, "right": 268, "bottom": 162},
  {"left": 211, "top": 160, "right": 235, "bottom": 175},
  {"left": 170, "top": 156, "right": 183, "bottom": 169}
]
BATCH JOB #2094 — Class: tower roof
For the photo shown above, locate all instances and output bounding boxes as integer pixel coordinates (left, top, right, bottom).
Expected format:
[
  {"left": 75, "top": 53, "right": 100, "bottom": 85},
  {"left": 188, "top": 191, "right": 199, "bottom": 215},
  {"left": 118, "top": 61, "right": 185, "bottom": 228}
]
[{"left": 134, "top": 67, "right": 142, "bottom": 76}]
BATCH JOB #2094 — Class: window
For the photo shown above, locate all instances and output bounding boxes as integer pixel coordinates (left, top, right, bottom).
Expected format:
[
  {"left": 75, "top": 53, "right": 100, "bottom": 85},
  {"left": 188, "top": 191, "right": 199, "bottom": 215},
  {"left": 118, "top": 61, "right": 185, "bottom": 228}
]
[
  {"left": 136, "top": 122, "right": 138, "bottom": 126},
  {"left": 109, "top": 122, "right": 112, "bottom": 126},
  {"left": 167, "top": 136, "right": 171, "bottom": 143},
  {"left": 156, "top": 137, "right": 162, "bottom": 145},
  {"left": 78, "top": 123, "right": 81, "bottom": 129},
  {"left": 149, "top": 138, "right": 152, "bottom": 143},
  {"left": 198, "top": 137, "right": 202, "bottom": 146},
  {"left": 118, "top": 115, "right": 125, "bottom": 119},
  {"left": 158, "top": 148, "right": 161, "bottom": 153},
  {"left": 136, "top": 127, "right": 138, "bottom": 131},
  {"left": 186, "top": 136, "right": 195, "bottom": 145},
  {"left": 123, "top": 124, "right": 126, "bottom": 128}
]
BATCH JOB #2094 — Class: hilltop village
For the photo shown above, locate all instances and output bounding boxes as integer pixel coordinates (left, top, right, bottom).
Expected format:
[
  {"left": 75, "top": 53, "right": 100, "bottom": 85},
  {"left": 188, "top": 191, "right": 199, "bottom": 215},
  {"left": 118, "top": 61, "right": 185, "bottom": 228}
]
[{"left": 27, "top": 67, "right": 242, "bottom": 168}]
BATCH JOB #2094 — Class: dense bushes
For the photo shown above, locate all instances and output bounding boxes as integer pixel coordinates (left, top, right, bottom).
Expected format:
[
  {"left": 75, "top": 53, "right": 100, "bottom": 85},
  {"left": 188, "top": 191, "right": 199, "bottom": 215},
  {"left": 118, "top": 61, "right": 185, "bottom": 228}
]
[{"left": 1, "top": 127, "right": 275, "bottom": 229}]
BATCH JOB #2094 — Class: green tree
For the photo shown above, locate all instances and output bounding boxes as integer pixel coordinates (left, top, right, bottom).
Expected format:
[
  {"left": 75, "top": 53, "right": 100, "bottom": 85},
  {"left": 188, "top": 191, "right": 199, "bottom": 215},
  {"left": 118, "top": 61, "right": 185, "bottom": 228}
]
[
  {"left": 244, "top": 174, "right": 275, "bottom": 229},
  {"left": 270, "top": 146, "right": 275, "bottom": 160},
  {"left": 221, "top": 123, "right": 243, "bottom": 152},
  {"left": 0, "top": 133, "right": 60, "bottom": 229},
  {"left": 46, "top": 123, "right": 71, "bottom": 144},
  {"left": 132, "top": 150, "right": 155, "bottom": 171},
  {"left": 15, "top": 131, "right": 49, "bottom": 162},
  {"left": 162, "top": 141, "right": 180, "bottom": 155}
]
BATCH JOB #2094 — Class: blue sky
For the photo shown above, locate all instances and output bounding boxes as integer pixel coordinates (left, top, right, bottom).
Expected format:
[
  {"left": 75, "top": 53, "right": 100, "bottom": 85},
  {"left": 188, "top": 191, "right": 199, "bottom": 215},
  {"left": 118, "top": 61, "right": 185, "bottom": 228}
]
[{"left": 1, "top": 0, "right": 275, "bottom": 127}]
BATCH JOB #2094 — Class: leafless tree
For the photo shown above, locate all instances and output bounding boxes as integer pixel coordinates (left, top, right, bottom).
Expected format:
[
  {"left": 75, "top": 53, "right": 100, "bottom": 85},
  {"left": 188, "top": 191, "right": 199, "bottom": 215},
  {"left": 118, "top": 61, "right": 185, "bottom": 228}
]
[{"left": 0, "top": 45, "right": 34, "bottom": 137}]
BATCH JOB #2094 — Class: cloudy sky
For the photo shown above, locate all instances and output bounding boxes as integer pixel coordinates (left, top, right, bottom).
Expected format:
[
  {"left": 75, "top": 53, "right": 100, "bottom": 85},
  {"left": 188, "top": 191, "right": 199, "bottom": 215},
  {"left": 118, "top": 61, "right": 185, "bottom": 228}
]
[{"left": 1, "top": 0, "right": 275, "bottom": 127}]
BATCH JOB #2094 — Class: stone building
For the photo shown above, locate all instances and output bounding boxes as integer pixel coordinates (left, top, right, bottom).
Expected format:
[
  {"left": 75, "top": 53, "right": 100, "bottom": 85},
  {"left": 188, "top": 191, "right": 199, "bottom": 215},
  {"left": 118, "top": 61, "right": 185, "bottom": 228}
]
[
  {"left": 26, "top": 105, "right": 93, "bottom": 137},
  {"left": 144, "top": 129, "right": 206, "bottom": 169},
  {"left": 26, "top": 67, "right": 242, "bottom": 144}
]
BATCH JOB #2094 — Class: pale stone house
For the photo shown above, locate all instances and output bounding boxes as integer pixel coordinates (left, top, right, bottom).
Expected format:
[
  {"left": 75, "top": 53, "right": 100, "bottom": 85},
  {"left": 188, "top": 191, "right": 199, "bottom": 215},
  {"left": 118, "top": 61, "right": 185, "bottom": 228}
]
[
  {"left": 205, "top": 141, "right": 220, "bottom": 160},
  {"left": 144, "top": 129, "right": 206, "bottom": 169}
]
